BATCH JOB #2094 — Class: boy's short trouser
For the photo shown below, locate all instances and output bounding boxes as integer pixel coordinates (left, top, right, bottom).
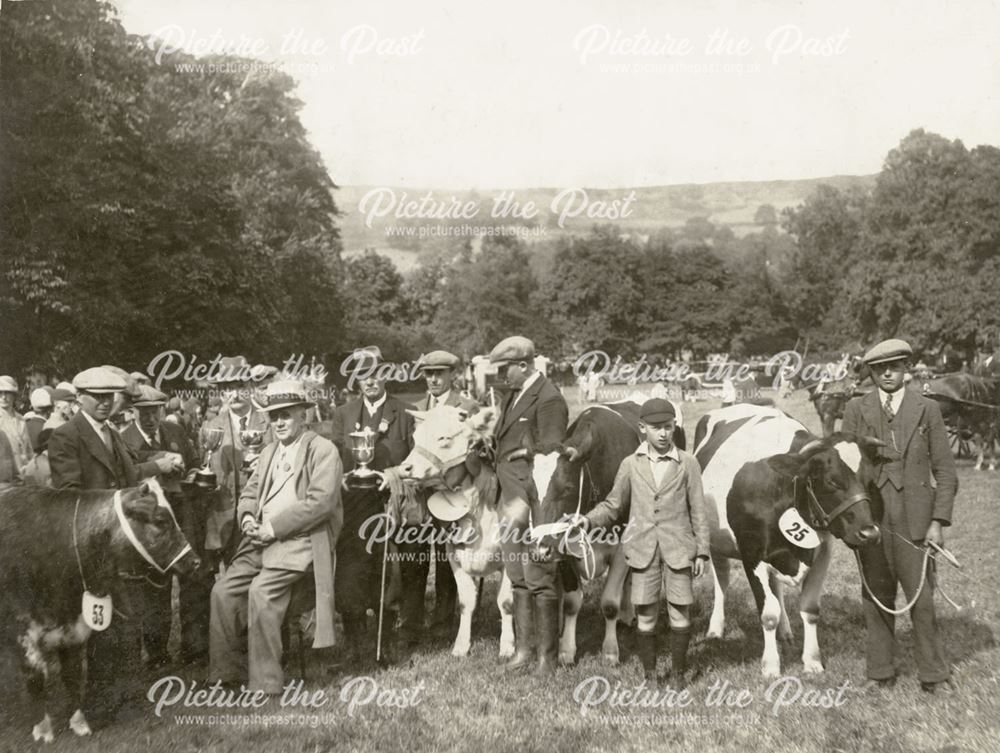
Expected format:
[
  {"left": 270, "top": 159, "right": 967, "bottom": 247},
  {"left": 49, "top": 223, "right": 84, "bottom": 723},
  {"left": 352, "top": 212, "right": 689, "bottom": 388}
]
[{"left": 631, "top": 554, "right": 694, "bottom": 606}]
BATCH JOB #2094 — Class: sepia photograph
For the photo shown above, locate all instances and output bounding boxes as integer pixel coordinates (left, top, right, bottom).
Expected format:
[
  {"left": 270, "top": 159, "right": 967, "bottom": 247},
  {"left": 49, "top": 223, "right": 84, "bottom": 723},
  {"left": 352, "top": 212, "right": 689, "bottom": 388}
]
[{"left": 0, "top": 0, "right": 998, "bottom": 751}]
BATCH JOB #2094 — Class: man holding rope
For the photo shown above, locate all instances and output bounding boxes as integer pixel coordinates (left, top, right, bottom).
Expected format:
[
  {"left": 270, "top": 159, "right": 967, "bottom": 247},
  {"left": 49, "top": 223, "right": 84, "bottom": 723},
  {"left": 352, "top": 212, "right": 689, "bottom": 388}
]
[{"left": 842, "top": 339, "right": 958, "bottom": 694}]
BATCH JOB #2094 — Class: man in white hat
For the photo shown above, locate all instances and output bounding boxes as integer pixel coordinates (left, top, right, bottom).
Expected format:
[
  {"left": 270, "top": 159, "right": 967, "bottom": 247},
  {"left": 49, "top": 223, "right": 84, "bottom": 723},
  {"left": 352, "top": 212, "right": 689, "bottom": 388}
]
[
  {"left": 488, "top": 335, "right": 568, "bottom": 675},
  {"left": 24, "top": 387, "right": 53, "bottom": 452},
  {"left": 209, "top": 380, "right": 343, "bottom": 694},
  {"left": 843, "top": 338, "right": 958, "bottom": 694},
  {"left": 0, "top": 375, "right": 31, "bottom": 473}
]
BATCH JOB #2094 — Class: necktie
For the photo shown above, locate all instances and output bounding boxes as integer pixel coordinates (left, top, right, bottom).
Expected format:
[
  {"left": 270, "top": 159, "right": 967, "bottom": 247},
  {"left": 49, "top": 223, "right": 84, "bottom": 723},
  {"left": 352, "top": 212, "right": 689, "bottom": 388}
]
[
  {"left": 149, "top": 431, "right": 160, "bottom": 451},
  {"left": 883, "top": 395, "right": 895, "bottom": 421},
  {"left": 100, "top": 425, "right": 113, "bottom": 451},
  {"left": 240, "top": 415, "right": 248, "bottom": 431}
]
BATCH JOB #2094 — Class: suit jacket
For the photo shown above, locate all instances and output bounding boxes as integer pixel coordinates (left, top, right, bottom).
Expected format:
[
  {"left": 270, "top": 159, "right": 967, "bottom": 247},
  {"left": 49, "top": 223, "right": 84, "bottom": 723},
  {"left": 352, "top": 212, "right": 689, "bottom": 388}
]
[
  {"left": 586, "top": 448, "right": 711, "bottom": 570},
  {"left": 842, "top": 386, "right": 958, "bottom": 540},
  {"left": 49, "top": 411, "right": 139, "bottom": 491},
  {"left": 494, "top": 374, "right": 568, "bottom": 460},
  {"left": 330, "top": 394, "right": 415, "bottom": 473},
  {"left": 237, "top": 430, "right": 344, "bottom": 647},
  {"left": 121, "top": 420, "right": 200, "bottom": 491},
  {"left": 201, "top": 408, "right": 272, "bottom": 551}
]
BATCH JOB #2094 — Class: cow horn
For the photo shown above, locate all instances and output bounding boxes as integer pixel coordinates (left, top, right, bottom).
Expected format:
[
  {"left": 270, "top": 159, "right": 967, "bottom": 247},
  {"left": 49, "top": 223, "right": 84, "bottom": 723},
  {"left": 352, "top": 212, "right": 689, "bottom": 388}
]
[
  {"left": 798, "top": 439, "right": 824, "bottom": 455},
  {"left": 563, "top": 446, "right": 582, "bottom": 462}
]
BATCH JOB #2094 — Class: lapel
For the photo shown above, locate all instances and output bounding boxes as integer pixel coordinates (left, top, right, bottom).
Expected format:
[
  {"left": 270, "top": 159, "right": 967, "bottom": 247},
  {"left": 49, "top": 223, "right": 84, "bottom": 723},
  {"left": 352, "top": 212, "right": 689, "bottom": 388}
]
[
  {"left": 897, "top": 387, "right": 925, "bottom": 452},
  {"left": 256, "top": 442, "right": 279, "bottom": 509},
  {"left": 261, "top": 431, "right": 315, "bottom": 506},
  {"left": 75, "top": 413, "right": 116, "bottom": 474},
  {"left": 346, "top": 399, "right": 364, "bottom": 432},
  {"left": 500, "top": 377, "right": 544, "bottom": 438},
  {"left": 859, "top": 390, "right": 884, "bottom": 437},
  {"left": 381, "top": 397, "right": 399, "bottom": 434},
  {"left": 633, "top": 453, "right": 657, "bottom": 492}
]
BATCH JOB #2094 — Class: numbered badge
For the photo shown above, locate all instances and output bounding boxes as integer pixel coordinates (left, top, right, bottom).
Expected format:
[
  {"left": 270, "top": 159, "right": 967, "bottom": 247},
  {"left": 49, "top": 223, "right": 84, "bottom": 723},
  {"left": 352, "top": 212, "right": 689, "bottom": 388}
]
[
  {"left": 778, "top": 508, "right": 821, "bottom": 549},
  {"left": 82, "top": 591, "right": 113, "bottom": 632}
]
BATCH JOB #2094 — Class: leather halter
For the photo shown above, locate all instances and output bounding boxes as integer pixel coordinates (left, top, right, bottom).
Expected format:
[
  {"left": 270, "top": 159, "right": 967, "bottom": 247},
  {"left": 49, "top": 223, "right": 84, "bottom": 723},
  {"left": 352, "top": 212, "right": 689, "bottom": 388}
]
[{"left": 795, "top": 476, "right": 869, "bottom": 531}]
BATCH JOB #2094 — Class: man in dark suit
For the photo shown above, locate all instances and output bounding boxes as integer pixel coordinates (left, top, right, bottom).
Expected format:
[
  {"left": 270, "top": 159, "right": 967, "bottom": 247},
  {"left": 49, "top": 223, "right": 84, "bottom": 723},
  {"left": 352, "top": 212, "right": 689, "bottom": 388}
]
[
  {"left": 121, "top": 385, "right": 209, "bottom": 665},
  {"left": 842, "top": 339, "right": 958, "bottom": 694},
  {"left": 489, "top": 336, "right": 568, "bottom": 675},
  {"left": 200, "top": 356, "right": 272, "bottom": 565},
  {"left": 405, "top": 350, "right": 480, "bottom": 642},
  {"left": 330, "top": 348, "right": 414, "bottom": 662},
  {"left": 48, "top": 367, "right": 178, "bottom": 727}
]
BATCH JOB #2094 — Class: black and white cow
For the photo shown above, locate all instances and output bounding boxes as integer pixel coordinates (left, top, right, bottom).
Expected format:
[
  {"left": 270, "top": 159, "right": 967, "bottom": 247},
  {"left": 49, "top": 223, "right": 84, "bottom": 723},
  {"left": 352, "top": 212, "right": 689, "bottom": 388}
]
[
  {"left": 693, "top": 404, "right": 881, "bottom": 677},
  {"left": 1, "top": 481, "right": 199, "bottom": 742}
]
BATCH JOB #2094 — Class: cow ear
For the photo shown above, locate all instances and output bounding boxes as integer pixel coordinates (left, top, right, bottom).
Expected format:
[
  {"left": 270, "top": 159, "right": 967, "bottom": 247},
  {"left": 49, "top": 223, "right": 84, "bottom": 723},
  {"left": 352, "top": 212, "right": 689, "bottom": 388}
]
[
  {"left": 123, "top": 494, "right": 156, "bottom": 523},
  {"left": 854, "top": 435, "right": 886, "bottom": 459},
  {"left": 766, "top": 453, "right": 809, "bottom": 478}
]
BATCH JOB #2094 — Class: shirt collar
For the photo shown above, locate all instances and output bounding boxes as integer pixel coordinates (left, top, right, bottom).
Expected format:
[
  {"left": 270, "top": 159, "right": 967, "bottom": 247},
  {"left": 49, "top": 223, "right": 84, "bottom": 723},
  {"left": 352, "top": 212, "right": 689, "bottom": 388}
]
[
  {"left": 429, "top": 390, "right": 451, "bottom": 407},
  {"left": 877, "top": 387, "right": 905, "bottom": 412},
  {"left": 363, "top": 393, "right": 387, "bottom": 414},
  {"left": 635, "top": 441, "right": 679, "bottom": 461},
  {"left": 81, "top": 410, "right": 108, "bottom": 435},
  {"left": 134, "top": 421, "right": 157, "bottom": 446},
  {"left": 515, "top": 371, "right": 541, "bottom": 397}
]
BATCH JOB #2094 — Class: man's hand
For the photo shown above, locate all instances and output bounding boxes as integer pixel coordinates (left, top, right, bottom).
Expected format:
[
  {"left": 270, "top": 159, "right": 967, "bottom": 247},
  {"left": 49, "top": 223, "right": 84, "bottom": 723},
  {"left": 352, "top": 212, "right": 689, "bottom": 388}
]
[
  {"left": 925, "top": 520, "right": 945, "bottom": 549},
  {"left": 693, "top": 556, "right": 708, "bottom": 578},
  {"left": 154, "top": 453, "right": 183, "bottom": 474},
  {"left": 241, "top": 516, "right": 258, "bottom": 536},
  {"left": 247, "top": 521, "right": 276, "bottom": 547}
]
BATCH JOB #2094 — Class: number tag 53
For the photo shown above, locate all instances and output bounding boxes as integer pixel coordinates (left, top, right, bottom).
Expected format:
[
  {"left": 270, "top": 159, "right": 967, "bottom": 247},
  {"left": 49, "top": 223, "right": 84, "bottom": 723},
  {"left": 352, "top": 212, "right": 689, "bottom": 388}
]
[
  {"left": 778, "top": 508, "right": 821, "bottom": 549},
  {"left": 82, "top": 591, "right": 113, "bottom": 632}
]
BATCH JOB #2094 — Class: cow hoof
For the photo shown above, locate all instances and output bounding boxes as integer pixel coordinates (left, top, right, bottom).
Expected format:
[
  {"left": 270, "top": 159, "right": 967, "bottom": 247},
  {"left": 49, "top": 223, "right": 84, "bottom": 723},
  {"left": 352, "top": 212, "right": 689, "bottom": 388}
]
[
  {"left": 498, "top": 642, "right": 515, "bottom": 659},
  {"left": 451, "top": 643, "right": 471, "bottom": 658},
  {"left": 559, "top": 651, "right": 576, "bottom": 666},
  {"left": 803, "top": 659, "right": 824, "bottom": 674},
  {"left": 705, "top": 628, "right": 724, "bottom": 640},
  {"left": 762, "top": 664, "right": 781, "bottom": 679},
  {"left": 32, "top": 715, "right": 55, "bottom": 743},
  {"left": 602, "top": 652, "right": 620, "bottom": 665},
  {"left": 69, "top": 710, "right": 92, "bottom": 737}
]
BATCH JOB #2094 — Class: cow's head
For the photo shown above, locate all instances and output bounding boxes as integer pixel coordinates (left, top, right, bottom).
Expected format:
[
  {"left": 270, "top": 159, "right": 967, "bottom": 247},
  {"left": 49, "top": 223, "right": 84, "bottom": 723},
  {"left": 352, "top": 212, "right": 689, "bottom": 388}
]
[
  {"left": 399, "top": 405, "right": 497, "bottom": 488},
  {"left": 111, "top": 481, "right": 201, "bottom": 575},
  {"left": 766, "top": 433, "right": 883, "bottom": 547}
]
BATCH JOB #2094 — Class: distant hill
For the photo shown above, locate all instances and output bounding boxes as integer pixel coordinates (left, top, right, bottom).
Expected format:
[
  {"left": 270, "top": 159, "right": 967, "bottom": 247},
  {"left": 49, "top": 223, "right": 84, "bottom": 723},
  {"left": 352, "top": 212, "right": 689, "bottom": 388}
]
[{"left": 335, "top": 175, "right": 876, "bottom": 270}]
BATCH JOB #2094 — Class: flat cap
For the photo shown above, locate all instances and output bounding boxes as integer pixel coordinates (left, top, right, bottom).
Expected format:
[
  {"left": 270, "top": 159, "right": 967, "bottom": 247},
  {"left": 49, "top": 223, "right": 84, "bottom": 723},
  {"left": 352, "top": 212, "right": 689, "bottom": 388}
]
[
  {"left": 419, "top": 350, "right": 461, "bottom": 371},
  {"left": 209, "top": 355, "right": 251, "bottom": 384},
  {"left": 132, "top": 385, "right": 168, "bottom": 407},
  {"left": 73, "top": 367, "right": 127, "bottom": 394},
  {"left": 863, "top": 338, "right": 913, "bottom": 366},
  {"left": 0, "top": 375, "right": 18, "bottom": 392},
  {"left": 489, "top": 336, "right": 535, "bottom": 364},
  {"left": 130, "top": 371, "right": 151, "bottom": 385},
  {"left": 57, "top": 381, "right": 77, "bottom": 395},
  {"left": 51, "top": 388, "right": 76, "bottom": 403},
  {"left": 30, "top": 387, "right": 53, "bottom": 409},
  {"left": 640, "top": 398, "right": 676, "bottom": 423}
]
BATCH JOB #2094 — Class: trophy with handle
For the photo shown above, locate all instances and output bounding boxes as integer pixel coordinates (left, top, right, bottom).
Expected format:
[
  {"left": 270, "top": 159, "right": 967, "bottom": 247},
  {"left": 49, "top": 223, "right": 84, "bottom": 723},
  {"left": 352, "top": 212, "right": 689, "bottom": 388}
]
[
  {"left": 240, "top": 429, "right": 265, "bottom": 471},
  {"left": 194, "top": 427, "right": 224, "bottom": 488},
  {"left": 346, "top": 426, "right": 383, "bottom": 489}
]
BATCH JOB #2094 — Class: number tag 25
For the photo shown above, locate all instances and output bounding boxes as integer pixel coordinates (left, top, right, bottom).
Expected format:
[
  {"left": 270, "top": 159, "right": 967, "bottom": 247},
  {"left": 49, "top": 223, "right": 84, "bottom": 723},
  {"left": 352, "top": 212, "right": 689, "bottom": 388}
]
[
  {"left": 778, "top": 508, "right": 821, "bottom": 549},
  {"left": 82, "top": 591, "right": 113, "bottom": 632}
]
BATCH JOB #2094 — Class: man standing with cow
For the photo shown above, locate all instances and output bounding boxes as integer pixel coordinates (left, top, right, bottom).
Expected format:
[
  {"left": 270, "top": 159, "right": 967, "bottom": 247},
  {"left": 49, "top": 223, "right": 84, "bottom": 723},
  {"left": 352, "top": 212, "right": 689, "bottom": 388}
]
[
  {"left": 575, "top": 398, "right": 710, "bottom": 687},
  {"left": 329, "top": 347, "right": 414, "bottom": 663},
  {"left": 410, "top": 351, "right": 480, "bottom": 639},
  {"left": 843, "top": 339, "right": 958, "bottom": 694},
  {"left": 48, "top": 367, "right": 181, "bottom": 727},
  {"left": 489, "top": 335, "right": 568, "bottom": 675},
  {"left": 209, "top": 379, "right": 343, "bottom": 695}
]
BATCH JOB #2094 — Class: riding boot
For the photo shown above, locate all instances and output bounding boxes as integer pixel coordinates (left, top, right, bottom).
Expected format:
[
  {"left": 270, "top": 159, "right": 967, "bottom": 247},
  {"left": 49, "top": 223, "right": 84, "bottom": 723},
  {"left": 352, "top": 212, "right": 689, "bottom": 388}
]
[
  {"left": 376, "top": 609, "right": 398, "bottom": 667},
  {"left": 535, "top": 595, "right": 560, "bottom": 676},
  {"left": 397, "top": 569, "right": 426, "bottom": 648},
  {"left": 635, "top": 630, "right": 658, "bottom": 685},
  {"left": 339, "top": 613, "right": 364, "bottom": 665},
  {"left": 504, "top": 589, "right": 535, "bottom": 671},
  {"left": 430, "top": 550, "right": 457, "bottom": 637}
]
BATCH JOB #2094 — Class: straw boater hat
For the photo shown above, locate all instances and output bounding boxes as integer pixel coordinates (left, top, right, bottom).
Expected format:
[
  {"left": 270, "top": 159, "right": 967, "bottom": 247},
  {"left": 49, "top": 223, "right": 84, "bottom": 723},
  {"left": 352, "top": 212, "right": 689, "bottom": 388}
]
[{"left": 260, "top": 380, "right": 313, "bottom": 413}]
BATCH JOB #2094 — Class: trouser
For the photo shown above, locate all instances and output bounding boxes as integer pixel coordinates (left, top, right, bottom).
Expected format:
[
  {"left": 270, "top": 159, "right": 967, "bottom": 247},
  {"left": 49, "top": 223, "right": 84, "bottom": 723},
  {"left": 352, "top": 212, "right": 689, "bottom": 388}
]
[
  {"left": 82, "top": 579, "right": 147, "bottom": 724},
  {"left": 397, "top": 535, "right": 430, "bottom": 638},
  {"left": 432, "top": 517, "right": 457, "bottom": 622},
  {"left": 174, "top": 488, "right": 213, "bottom": 661},
  {"left": 858, "top": 484, "right": 949, "bottom": 683},
  {"left": 334, "top": 488, "right": 385, "bottom": 621},
  {"left": 208, "top": 541, "right": 308, "bottom": 693},
  {"left": 497, "top": 459, "right": 560, "bottom": 599}
]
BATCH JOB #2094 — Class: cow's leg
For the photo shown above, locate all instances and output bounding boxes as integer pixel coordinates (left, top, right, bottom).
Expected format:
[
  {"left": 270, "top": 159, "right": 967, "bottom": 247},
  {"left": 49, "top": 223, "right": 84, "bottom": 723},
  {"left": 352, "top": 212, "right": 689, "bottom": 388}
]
[
  {"left": 59, "top": 645, "right": 92, "bottom": 737},
  {"left": 771, "top": 575, "right": 793, "bottom": 642},
  {"left": 451, "top": 562, "right": 478, "bottom": 658},
  {"left": 798, "top": 537, "right": 832, "bottom": 673},
  {"left": 706, "top": 555, "right": 730, "bottom": 639},
  {"left": 18, "top": 621, "right": 54, "bottom": 742},
  {"left": 497, "top": 571, "right": 515, "bottom": 658},
  {"left": 747, "top": 561, "right": 782, "bottom": 678},
  {"left": 600, "top": 547, "right": 630, "bottom": 663},
  {"left": 560, "top": 586, "right": 582, "bottom": 665},
  {"left": 974, "top": 431, "right": 984, "bottom": 471}
]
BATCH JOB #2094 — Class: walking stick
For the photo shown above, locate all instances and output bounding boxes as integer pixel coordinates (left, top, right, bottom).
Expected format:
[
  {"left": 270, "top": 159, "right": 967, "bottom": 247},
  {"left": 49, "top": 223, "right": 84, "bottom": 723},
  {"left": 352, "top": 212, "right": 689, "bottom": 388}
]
[{"left": 376, "top": 524, "right": 390, "bottom": 662}]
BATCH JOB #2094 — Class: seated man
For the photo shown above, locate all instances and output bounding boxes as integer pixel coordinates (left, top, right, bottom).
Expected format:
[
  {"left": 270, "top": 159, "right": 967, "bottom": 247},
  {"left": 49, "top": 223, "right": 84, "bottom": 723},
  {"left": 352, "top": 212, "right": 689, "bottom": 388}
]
[{"left": 209, "top": 380, "right": 343, "bottom": 694}]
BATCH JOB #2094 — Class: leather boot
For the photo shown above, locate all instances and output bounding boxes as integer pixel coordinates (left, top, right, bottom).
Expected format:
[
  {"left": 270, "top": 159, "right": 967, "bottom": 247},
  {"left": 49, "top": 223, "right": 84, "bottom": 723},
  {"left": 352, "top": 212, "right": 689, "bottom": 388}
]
[
  {"left": 635, "top": 630, "right": 658, "bottom": 685},
  {"left": 339, "top": 613, "right": 364, "bottom": 665},
  {"left": 535, "top": 595, "right": 560, "bottom": 676},
  {"left": 398, "top": 570, "right": 426, "bottom": 648},
  {"left": 504, "top": 590, "right": 535, "bottom": 671}
]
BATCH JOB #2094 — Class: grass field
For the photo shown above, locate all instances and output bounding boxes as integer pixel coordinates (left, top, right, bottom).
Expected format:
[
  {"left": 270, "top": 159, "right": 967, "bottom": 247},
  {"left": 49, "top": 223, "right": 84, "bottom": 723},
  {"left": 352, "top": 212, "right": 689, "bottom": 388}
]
[{"left": 2, "top": 389, "right": 997, "bottom": 752}]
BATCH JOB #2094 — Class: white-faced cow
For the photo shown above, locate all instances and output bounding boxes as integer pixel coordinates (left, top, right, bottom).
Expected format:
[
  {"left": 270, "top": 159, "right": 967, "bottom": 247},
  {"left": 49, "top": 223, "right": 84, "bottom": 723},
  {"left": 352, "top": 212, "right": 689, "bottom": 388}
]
[
  {"left": 0, "top": 481, "right": 200, "bottom": 742},
  {"left": 693, "top": 404, "right": 882, "bottom": 677}
]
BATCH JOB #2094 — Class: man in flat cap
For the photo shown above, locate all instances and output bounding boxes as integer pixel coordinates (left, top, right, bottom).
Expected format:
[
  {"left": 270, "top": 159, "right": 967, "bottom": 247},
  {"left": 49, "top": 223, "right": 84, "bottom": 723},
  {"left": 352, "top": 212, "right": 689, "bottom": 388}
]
[
  {"left": 201, "top": 356, "right": 272, "bottom": 565},
  {"left": 488, "top": 335, "right": 568, "bottom": 675},
  {"left": 329, "top": 347, "right": 414, "bottom": 662},
  {"left": 121, "top": 385, "right": 206, "bottom": 665},
  {"left": 48, "top": 367, "right": 177, "bottom": 726},
  {"left": 210, "top": 380, "right": 343, "bottom": 694},
  {"left": 0, "top": 375, "right": 32, "bottom": 473},
  {"left": 842, "top": 338, "right": 958, "bottom": 694},
  {"left": 404, "top": 351, "right": 480, "bottom": 641}
]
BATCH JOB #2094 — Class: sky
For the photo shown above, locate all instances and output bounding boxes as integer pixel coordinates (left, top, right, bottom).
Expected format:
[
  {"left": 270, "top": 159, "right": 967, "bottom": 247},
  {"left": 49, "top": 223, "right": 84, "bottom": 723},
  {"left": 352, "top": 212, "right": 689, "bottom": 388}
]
[{"left": 113, "top": 0, "right": 1000, "bottom": 189}]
